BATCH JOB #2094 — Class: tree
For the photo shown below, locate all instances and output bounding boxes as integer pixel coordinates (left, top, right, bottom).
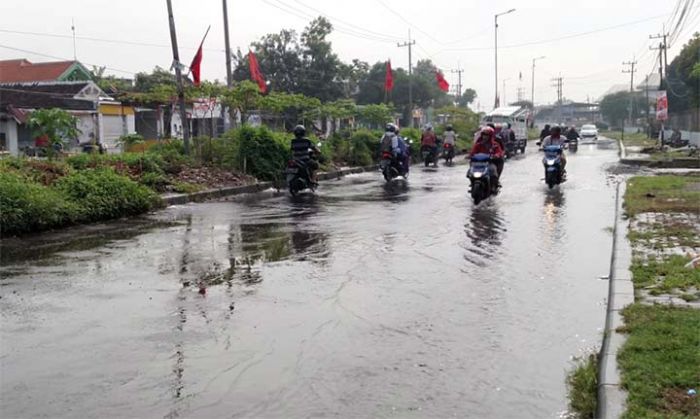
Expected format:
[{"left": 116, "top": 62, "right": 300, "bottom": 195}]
[
  {"left": 599, "top": 91, "right": 647, "bottom": 128},
  {"left": 28, "top": 108, "right": 80, "bottom": 158},
  {"left": 357, "top": 103, "right": 394, "bottom": 128},
  {"left": 666, "top": 32, "right": 700, "bottom": 115},
  {"left": 297, "top": 17, "right": 345, "bottom": 102},
  {"left": 457, "top": 88, "right": 477, "bottom": 107},
  {"left": 134, "top": 66, "right": 177, "bottom": 92},
  {"left": 232, "top": 30, "right": 302, "bottom": 93}
]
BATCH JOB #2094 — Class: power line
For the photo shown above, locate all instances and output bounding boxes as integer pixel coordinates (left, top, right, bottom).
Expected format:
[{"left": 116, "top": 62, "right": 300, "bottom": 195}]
[
  {"left": 0, "top": 43, "right": 135, "bottom": 75},
  {"left": 373, "top": 0, "right": 443, "bottom": 45}
]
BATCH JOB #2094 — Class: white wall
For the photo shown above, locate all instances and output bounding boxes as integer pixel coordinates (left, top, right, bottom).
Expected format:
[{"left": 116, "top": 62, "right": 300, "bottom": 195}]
[{"left": 0, "top": 118, "right": 19, "bottom": 155}]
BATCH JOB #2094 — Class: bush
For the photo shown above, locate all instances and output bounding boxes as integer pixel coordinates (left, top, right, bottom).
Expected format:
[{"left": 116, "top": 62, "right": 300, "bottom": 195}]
[
  {"left": 0, "top": 171, "right": 81, "bottom": 235},
  {"left": 57, "top": 168, "right": 160, "bottom": 222},
  {"left": 147, "top": 140, "right": 191, "bottom": 174},
  {"left": 225, "top": 125, "right": 289, "bottom": 181},
  {"left": 348, "top": 129, "right": 381, "bottom": 166},
  {"left": 139, "top": 171, "right": 170, "bottom": 192}
]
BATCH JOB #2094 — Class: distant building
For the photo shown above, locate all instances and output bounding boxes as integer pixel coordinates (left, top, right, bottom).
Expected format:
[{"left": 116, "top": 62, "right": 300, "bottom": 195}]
[
  {"left": 0, "top": 59, "right": 93, "bottom": 83},
  {"left": 0, "top": 81, "right": 135, "bottom": 155}
]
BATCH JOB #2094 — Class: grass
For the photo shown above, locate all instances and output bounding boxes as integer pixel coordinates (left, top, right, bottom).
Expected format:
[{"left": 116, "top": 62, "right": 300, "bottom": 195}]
[
  {"left": 624, "top": 175, "right": 700, "bottom": 216},
  {"left": 602, "top": 130, "right": 657, "bottom": 148},
  {"left": 631, "top": 255, "right": 700, "bottom": 294},
  {"left": 618, "top": 304, "right": 700, "bottom": 419},
  {"left": 628, "top": 220, "right": 700, "bottom": 249},
  {"left": 566, "top": 353, "right": 598, "bottom": 419}
]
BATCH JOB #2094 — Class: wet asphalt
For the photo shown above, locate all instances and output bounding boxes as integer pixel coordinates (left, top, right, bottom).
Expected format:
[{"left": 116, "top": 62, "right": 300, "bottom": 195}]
[{"left": 0, "top": 139, "right": 620, "bottom": 418}]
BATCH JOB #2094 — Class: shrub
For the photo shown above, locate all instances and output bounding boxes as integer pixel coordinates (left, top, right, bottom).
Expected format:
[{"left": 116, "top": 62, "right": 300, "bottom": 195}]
[
  {"left": 0, "top": 171, "right": 81, "bottom": 235},
  {"left": 148, "top": 140, "right": 190, "bottom": 173},
  {"left": 139, "top": 171, "right": 170, "bottom": 192},
  {"left": 56, "top": 168, "right": 160, "bottom": 222},
  {"left": 228, "top": 125, "right": 289, "bottom": 181}
]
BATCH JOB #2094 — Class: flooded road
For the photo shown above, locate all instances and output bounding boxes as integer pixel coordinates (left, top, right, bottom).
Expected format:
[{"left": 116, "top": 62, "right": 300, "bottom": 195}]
[{"left": 1, "top": 140, "right": 619, "bottom": 418}]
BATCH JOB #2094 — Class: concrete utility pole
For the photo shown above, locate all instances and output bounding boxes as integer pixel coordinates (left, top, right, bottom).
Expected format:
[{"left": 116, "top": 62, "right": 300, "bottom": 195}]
[
  {"left": 397, "top": 30, "right": 416, "bottom": 126},
  {"left": 649, "top": 31, "right": 669, "bottom": 88},
  {"left": 494, "top": 8, "right": 516, "bottom": 108},
  {"left": 451, "top": 63, "right": 464, "bottom": 98},
  {"left": 622, "top": 59, "right": 637, "bottom": 128},
  {"left": 531, "top": 55, "right": 545, "bottom": 107},
  {"left": 222, "top": 0, "right": 233, "bottom": 131},
  {"left": 551, "top": 75, "right": 563, "bottom": 122},
  {"left": 166, "top": 0, "right": 190, "bottom": 154}
]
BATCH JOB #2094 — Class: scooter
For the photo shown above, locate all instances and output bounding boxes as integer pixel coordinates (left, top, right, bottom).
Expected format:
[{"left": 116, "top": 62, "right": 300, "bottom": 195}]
[
  {"left": 442, "top": 143, "right": 455, "bottom": 166},
  {"left": 285, "top": 159, "right": 317, "bottom": 196},
  {"left": 380, "top": 151, "right": 404, "bottom": 182},
  {"left": 467, "top": 153, "right": 498, "bottom": 204},
  {"left": 421, "top": 145, "right": 438, "bottom": 167},
  {"left": 542, "top": 145, "right": 565, "bottom": 189},
  {"left": 567, "top": 137, "right": 579, "bottom": 153}
]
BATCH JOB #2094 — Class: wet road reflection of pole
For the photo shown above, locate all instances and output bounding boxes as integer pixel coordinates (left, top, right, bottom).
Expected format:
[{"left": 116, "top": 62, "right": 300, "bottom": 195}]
[
  {"left": 541, "top": 189, "right": 567, "bottom": 252},
  {"left": 462, "top": 202, "right": 505, "bottom": 268}
]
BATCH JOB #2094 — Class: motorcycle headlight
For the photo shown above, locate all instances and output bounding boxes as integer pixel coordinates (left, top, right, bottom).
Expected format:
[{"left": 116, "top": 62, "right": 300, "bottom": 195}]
[
  {"left": 546, "top": 159, "right": 556, "bottom": 165},
  {"left": 473, "top": 172, "right": 483, "bottom": 178}
]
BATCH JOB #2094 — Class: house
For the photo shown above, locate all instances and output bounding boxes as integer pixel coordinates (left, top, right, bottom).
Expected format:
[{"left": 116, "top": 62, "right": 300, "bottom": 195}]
[
  {"left": 0, "top": 81, "right": 135, "bottom": 155},
  {"left": 0, "top": 59, "right": 93, "bottom": 83}
]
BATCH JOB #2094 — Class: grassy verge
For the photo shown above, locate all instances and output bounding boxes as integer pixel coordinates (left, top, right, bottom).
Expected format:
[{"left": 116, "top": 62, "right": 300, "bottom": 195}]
[
  {"left": 618, "top": 304, "right": 700, "bottom": 419},
  {"left": 566, "top": 353, "right": 599, "bottom": 419},
  {"left": 631, "top": 255, "right": 700, "bottom": 298},
  {"left": 624, "top": 174, "right": 700, "bottom": 216},
  {"left": 602, "top": 131, "right": 656, "bottom": 148}
]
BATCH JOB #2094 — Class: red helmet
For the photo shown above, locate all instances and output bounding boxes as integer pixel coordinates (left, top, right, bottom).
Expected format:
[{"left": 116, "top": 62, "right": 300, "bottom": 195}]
[{"left": 480, "top": 126, "right": 494, "bottom": 135}]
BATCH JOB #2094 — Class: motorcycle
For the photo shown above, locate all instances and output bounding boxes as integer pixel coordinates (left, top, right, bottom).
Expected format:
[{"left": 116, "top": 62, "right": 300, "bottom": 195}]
[
  {"left": 442, "top": 143, "right": 455, "bottom": 166},
  {"left": 421, "top": 145, "right": 438, "bottom": 167},
  {"left": 542, "top": 145, "right": 565, "bottom": 189},
  {"left": 380, "top": 151, "right": 404, "bottom": 182},
  {"left": 285, "top": 159, "right": 317, "bottom": 196},
  {"left": 467, "top": 153, "right": 498, "bottom": 205},
  {"left": 567, "top": 137, "right": 579, "bottom": 153}
]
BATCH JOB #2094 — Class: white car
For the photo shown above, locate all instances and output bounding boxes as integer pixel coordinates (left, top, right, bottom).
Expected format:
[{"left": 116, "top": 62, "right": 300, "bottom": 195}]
[{"left": 580, "top": 124, "right": 598, "bottom": 140}]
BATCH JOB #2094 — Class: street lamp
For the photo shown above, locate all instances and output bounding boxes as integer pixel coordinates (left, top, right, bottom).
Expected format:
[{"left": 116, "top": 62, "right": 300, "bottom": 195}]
[
  {"left": 494, "top": 8, "right": 516, "bottom": 108},
  {"left": 531, "top": 55, "right": 546, "bottom": 107}
]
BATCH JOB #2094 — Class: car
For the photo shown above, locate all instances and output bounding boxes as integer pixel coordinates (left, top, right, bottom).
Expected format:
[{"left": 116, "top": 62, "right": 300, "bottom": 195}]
[{"left": 580, "top": 124, "right": 598, "bottom": 140}]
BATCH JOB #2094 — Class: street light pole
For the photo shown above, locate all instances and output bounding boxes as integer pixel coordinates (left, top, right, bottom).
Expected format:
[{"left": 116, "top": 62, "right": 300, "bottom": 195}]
[
  {"left": 531, "top": 55, "right": 545, "bottom": 107},
  {"left": 494, "top": 8, "right": 515, "bottom": 109}
]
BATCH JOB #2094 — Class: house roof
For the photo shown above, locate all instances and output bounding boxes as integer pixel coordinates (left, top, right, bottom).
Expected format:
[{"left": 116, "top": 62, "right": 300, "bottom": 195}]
[
  {"left": 0, "top": 82, "right": 97, "bottom": 111},
  {"left": 0, "top": 59, "right": 82, "bottom": 83}
]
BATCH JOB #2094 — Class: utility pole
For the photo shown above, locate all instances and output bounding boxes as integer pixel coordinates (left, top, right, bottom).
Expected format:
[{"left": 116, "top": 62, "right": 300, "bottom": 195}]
[
  {"left": 397, "top": 29, "right": 416, "bottom": 127},
  {"left": 451, "top": 63, "right": 464, "bottom": 98},
  {"left": 622, "top": 59, "right": 638, "bottom": 129},
  {"left": 166, "top": 0, "right": 190, "bottom": 154},
  {"left": 494, "top": 8, "right": 516, "bottom": 108},
  {"left": 551, "top": 75, "right": 563, "bottom": 122},
  {"left": 516, "top": 87, "right": 524, "bottom": 102},
  {"left": 222, "top": 0, "right": 232, "bottom": 88},
  {"left": 222, "top": 0, "right": 233, "bottom": 131},
  {"left": 502, "top": 78, "right": 510, "bottom": 105},
  {"left": 649, "top": 30, "right": 669, "bottom": 88}
]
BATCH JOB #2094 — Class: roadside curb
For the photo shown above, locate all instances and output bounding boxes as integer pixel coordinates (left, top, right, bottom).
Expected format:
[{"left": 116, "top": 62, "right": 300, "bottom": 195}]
[
  {"left": 618, "top": 139, "right": 627, "bottom": 159},
  {"left": 597, "top": 181, "right": 633, "bottom": 419},
  {"left": 161, "top": 164, "right": 378, "bottom": 205},
  {"left": 619, "top": 157, "right": 700, "bottom": 168}
]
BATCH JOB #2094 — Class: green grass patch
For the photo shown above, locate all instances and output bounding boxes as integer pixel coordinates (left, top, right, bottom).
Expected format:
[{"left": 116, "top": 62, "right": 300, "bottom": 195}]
[
  {"left": 625, "top": 175, "right": 700, "bottom": 216},
  {"left": 566, "top": 353, "right": 598, "bottom": 419},
  {"left": 603, "top": 131, "right": 656, "bottom": 148},
  {"left": 171, "top": 181, "right": 203, "bottom": 194},
  {"left": 631, "top": 255, "right": 700, "bottom": 293},
  {"left": 628, "top": 221, "right": 699, "bottom": 249},
  {"left": 618, "top": 304, "right": 700, "bottom": 419}
]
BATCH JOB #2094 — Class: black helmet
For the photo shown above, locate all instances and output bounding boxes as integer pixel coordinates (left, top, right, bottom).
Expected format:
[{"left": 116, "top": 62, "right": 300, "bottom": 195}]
[
  {"left": 551, "top": 125, "right": 562, "bottom": 134},
  {"left": 385, "top": 123, "right": 397, "bottom": 133},
  {"left": 506, "top": 122, "right": 512, "bottom": 128},
  {"left": 446, "top": 124, "right": 453, "bottom": 131},
  {"left": 293, "top": 124, "right": 306, "bottom": 137}
]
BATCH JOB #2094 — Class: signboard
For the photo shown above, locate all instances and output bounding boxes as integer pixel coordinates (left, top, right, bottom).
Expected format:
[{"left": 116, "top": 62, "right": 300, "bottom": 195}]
[{"left": 656, "top": 90, "right": 668, "bottom": 121}]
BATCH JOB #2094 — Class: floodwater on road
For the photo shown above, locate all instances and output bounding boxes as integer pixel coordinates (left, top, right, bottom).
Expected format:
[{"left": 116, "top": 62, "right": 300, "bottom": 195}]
[{"left": 1, "top": 140, "right": 620, "bottom": 418}]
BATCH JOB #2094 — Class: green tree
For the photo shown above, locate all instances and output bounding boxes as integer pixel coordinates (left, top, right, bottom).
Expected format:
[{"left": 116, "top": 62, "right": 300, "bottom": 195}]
[
  {"left": 28, "top": 108, "right": 80, "bottom": 158},
  {"left": 458, "top": 88, "right": 477, "bottom": 107},
  {"left": 135, "top": 66, "right": 177, "bottom": 92},
  {"left": 666, "top": 32, "right": 700, "bottom": 114},
  {"left": 600, "top": 91, "right": 647, "bottom": 127},
  {"left": 357, "top": 103, "right": 394, "bottom": 128},
  {"left": 232, "top": 30, "right": 302, "bottom": 93},
  {"left": 297, "top": 17, "right": 345, "bottom": 102}
]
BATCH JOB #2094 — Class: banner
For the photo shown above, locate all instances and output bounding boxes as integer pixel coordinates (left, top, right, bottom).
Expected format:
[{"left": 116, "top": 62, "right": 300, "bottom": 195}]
[{"left": 656, "top": 90, "right": 668, "bottom": 121}]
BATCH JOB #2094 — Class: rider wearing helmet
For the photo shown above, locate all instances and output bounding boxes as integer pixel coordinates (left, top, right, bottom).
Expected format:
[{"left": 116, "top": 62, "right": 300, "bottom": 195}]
[
  {"left": 380, "top": 123, "right": 400, "bottom": 155},
  {"left": 420, "top": 123, "right": 438, "bottom": 156},
  {"left": 290, "top": 124, "right": 320, "bottom": 182},
  {"left": 542, "top": 125, "right": 567, "bottom": 172},
  {"left": 443, "top": 124, "right": 457, "bottom": 147},
  {"left": 469, "top": 126, "right": 504, "bottom": 185}
]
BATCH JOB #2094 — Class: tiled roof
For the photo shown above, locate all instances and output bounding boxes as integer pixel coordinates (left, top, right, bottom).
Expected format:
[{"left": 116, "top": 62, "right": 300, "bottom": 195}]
[
  {"left": 0, "top": 59, "right": 76, "bottom": 83},
  {"left": 0, "top": 83, "right": 96, "bottom": 111}
]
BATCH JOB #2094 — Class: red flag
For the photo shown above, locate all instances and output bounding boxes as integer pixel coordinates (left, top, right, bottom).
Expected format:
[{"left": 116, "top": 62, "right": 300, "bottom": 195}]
[
  {"left": 190, "top": 45, "right": 203, "bottom": 86},
  {"left": 248, "top": 50, "right": 267, "bottom": 93},
  {"left": 189, "top": 26, "right": 210, "bottom": 87},
  {"left": 436, "top": 71, "right": 449, "bottom": 92},
  {"left": 385, "top": 60, "right": 394, "bottom": 92}
]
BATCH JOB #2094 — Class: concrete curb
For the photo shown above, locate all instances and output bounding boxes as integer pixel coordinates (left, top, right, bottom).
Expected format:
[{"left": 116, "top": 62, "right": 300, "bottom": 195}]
[
  {"left": 619, "top": 157, "right": 700, "bottom": 168},
  {"left": 597, "top": 181, "right": 633, "bottom": 419},
  {"left": 161, "top": 164, "right": 378, "bottom": 206},
  {"left": 618, "top": 139, "right": 627, "bottom": 159}
]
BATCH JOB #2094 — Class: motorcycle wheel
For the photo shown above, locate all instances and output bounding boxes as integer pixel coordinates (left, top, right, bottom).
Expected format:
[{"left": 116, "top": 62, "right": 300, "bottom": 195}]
[
  {"left": 471, "top": 181, "right": 484, "bottom": 204},
  {"left": 545, "top": 171, "right": 557, "bottom": 189},
  {"left": 424, "top": 159, "right": 429, "bottom": 167}
]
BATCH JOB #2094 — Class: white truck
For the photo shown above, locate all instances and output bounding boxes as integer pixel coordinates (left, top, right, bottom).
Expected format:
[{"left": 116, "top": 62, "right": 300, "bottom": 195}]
[{"left": 481, "top": 106, "right": 529, "bottom": 155}]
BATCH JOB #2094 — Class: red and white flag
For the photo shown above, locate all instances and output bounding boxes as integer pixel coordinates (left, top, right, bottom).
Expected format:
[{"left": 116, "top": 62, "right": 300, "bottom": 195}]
[{"left": 248, "top": 50, "right": 267, "bottom": 93}]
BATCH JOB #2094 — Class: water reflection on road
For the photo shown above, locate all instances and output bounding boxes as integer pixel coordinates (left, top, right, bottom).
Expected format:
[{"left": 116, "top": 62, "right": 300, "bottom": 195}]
[{"left": 1, "top": 141, "right": 620, "bottom": 418}]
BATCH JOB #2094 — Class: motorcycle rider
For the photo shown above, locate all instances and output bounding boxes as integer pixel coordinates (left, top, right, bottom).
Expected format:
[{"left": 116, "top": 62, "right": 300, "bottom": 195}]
[
  {"left": 420, "top": 123, "right": 438, "bottom": 161},
  {"left": 539, "top": 124, "right": 551, "bottom": 142},
  {"left": 395, "top": 128, "right": 410, "bottom": 175},
  {"left": 469, "top": 126, "right": 504, "bottom": 186},
  {"left": 443, "top": 124, "right": 456, "bottom": 157},
  {"left": 380, "top": 123, "right": 406, "bottom": 174},
  {"left": 542, "top": 125, "right": 567, "bottom": 173},
  {"left": 290, "top": 124, "right": 320, "bottom": 184},
  {"left": 566, "top": 125, "right": 579, "bottom": 142}
]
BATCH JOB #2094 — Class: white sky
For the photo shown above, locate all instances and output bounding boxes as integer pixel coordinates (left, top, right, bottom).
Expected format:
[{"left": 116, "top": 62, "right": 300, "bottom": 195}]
[{"left": 1, "top": 0, "right": 698, "bottom": 109}]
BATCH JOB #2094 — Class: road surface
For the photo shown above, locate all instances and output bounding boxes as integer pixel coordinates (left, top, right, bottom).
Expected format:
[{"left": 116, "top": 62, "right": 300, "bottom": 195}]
[{"left": 1, "top": 139, "right": 619, "bottom": 418}]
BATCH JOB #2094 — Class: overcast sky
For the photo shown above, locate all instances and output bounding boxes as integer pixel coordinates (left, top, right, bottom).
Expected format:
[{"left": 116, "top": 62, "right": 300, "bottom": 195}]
[{"left": 2, "top": 0, "right": 698, "bottom": 109}]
